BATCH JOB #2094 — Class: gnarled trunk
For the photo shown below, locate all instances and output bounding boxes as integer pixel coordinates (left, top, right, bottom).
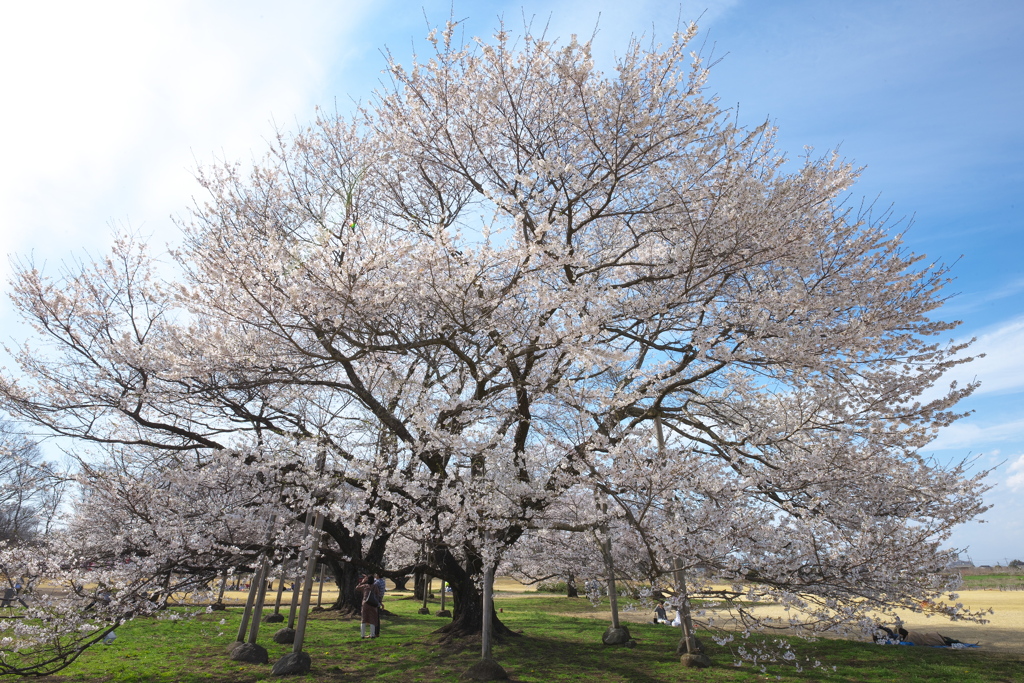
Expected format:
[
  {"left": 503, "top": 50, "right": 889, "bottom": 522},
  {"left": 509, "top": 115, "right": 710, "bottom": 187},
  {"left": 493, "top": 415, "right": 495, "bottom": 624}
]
[
  {"left": 321, "top": 519, "right": 389, "bottom": 615},
  {"left": 431, "top": 544, "right": 515, "bottom": 641},
  {"left": 413, "top": 569, "right": 427, "bottom": 601},
  {"left": 326, "top": 556, "right": 362, "bottom": 614}
]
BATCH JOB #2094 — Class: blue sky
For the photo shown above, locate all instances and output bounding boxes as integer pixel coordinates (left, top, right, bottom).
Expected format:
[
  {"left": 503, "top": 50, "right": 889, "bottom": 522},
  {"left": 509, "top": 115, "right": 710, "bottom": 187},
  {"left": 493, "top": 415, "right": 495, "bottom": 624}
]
[{"left": 1, "top": 0, "right": 1021, "bottom": 564}]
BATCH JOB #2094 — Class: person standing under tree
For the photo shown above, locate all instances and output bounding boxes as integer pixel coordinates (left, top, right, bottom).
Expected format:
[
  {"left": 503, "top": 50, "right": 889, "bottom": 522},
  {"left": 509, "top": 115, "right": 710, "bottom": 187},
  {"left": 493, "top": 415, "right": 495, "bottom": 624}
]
[
  {"left": 373, "top": 573, "right": 387, "bottom": 611},
  {"left": 355, "top": 575, "right": 382, "bottom": 638}
]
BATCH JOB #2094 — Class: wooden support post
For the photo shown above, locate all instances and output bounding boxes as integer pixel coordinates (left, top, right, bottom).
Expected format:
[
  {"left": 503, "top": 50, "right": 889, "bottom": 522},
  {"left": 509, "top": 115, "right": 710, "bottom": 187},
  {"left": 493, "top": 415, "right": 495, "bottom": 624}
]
[
  {"left": 597, "top": 498, "right": 621, "bottom": 632},
  {"left": 247, "top": 556, "right": 271, "bottom": 644},
  {"left": 272, "top": 571, "right": 286, "bottom": 614},
  {"left": 605, "top": 535, "right": 621, "bottom": 630},
  {"left": 461, "top": 536, "right": 508, "bottom": 681},
  {"left": 418, "top": 572, "right": 431, "bottom": 613},
  {"left": 292, "top": 511, "right": 325, "bottom": 654},
  {"left": 234, "top": 572, "right": 261, "bottom": 643},
  {"left": 481, "top": 563, "right": 494, "bottom": 660},
  {"left": 215, "top": 571, "right": 228, "bottom": 605},
  {"left": 316, "top": 563, "right": 325, "bottom": 608},
  {"left": 287, "top": 511, "right": 314, "bottom": 629},
  {"left": 672, "top": 559, "right": 696, "bottom": 653}
]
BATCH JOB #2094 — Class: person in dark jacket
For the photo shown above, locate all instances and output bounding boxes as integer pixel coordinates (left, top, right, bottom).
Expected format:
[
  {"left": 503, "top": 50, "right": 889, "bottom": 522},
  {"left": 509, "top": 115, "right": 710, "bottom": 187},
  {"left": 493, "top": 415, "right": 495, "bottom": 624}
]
[
  {"left": 374, "top": 573, "right": 387, "bottom": 611},
  {"left": 653, "top": 601, "right": 668, "bottom": 623}
]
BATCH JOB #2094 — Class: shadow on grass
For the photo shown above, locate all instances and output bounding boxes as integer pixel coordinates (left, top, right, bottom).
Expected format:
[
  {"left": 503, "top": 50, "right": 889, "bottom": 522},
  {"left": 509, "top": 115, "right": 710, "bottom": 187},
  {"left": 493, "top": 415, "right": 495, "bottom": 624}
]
[{"left": 30, "top": 601, "right": 1024, "bottom": 683}]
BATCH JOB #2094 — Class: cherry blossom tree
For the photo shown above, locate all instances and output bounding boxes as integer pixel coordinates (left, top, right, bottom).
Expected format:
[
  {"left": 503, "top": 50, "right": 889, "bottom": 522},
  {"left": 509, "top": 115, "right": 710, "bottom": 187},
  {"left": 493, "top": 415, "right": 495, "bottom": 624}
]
[{"left": 0, "top": 20, "right": 991, "bottom": 675}]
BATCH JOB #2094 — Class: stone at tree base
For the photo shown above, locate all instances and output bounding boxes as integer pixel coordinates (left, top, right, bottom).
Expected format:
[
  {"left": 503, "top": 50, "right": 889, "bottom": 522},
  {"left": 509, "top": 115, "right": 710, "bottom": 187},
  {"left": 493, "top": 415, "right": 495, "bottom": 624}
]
[
  {"left": 435, "top": 609, "right": 452, "bottom": 617},
  {"left": 273, "top": 628, "right": 296, "bottom": 644},
  {"left": 210, "top": 602, "right": 227, "bottom": 611},
  {"left": 460, "top": 657, "right": 509, "bottom": 681},
  {"left": 263, "top": 612, "right": 285, "bottom": 623},
  {"left": 601, "top": 625, "right": 632, "bottom": 645},
  {"left": 417, "top": 607, "right": 431, "bottom": 614},
  {"left": 230, "top": 642, "right": 269, "bottom": 664},
  {"left": 624, "top": 639, "right": 637, "bottom": 648},
  {"left": 680, "top": 653, "right": 712, "bottom": 668},
  {"left": 271, "top": 651, "right": 312, "bottom": 676},
  {"left": 226, "top": 640, "right": 244, "bottom": 654}
]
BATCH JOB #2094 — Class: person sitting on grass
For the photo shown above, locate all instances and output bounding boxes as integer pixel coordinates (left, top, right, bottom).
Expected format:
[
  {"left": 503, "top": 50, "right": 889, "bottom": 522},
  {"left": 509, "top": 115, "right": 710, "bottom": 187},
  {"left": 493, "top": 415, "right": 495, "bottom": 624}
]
[
  {"left": 873, "top": 625, "right": 969, "bottom": 647},
  {"left": 897, "top": 627, "right": 966, "bottom": 647},
  {"left": 653, "top": 601, "right": 668, "bottom": 624},
  {"left": 872, "top": 625, "right": 900, "bottom": 644}
]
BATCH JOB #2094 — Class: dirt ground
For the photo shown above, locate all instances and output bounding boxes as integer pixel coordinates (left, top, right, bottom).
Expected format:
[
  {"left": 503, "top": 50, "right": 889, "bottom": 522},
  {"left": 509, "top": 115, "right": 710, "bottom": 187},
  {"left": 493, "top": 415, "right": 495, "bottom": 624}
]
[
  {"left": 593, "top": 588, "right": 1024, "bottom": 654},
  {"left": 718, "top": 589, "right": 1024, "bottom": 653},
  {"left": 884, "top": 590, "right": 1024, "bottom": 653}
]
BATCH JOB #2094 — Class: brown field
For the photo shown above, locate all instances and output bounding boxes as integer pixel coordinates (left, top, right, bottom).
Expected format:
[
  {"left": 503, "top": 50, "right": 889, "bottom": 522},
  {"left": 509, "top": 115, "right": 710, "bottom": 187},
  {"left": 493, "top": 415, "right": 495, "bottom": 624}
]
[
  {"left": 612, "top": 588, "right": 1024, "bottom": 654},
  {"left": 885, "top": 590, "right": 1024, "bottom": 653}
]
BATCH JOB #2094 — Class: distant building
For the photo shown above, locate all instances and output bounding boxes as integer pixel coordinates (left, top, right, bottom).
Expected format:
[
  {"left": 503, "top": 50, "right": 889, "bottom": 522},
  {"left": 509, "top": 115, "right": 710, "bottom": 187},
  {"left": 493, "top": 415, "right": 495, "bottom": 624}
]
[{"left": 946, "top": 558, "right": 974, "bottom": 569}]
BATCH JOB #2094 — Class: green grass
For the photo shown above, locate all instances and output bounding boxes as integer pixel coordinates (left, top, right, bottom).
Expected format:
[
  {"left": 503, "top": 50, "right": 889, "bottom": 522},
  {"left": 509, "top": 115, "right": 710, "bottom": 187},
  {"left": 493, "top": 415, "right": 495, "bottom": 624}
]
[
  {"left": 961, "top": 574, "right": 1024, "bottom": 590},
  {"left": 34, "top": 596, "right": 1023, "bottom": 683}
]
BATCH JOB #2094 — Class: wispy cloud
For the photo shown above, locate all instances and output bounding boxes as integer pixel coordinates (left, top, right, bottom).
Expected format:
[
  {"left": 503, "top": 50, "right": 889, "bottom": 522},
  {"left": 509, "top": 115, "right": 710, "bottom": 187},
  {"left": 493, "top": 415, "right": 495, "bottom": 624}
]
[
  {"left": 929, "top": 316, "right": 1024, "bottom": 400},
  {"left": 928, "top": 417, "right": 1024, "bottom": 452},
  {"left": 940, "top": 276, "right": 1024, "bottom": 318},
  {"left": 1008, "top": 454, "right": 1024, "bottom": 493}
]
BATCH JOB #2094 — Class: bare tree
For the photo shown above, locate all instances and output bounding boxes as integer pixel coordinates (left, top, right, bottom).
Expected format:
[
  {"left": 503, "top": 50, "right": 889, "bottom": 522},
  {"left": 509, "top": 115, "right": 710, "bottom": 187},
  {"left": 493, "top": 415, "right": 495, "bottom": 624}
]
[{"left": 0, "top": 422, "right": 64, "bottom": 543}]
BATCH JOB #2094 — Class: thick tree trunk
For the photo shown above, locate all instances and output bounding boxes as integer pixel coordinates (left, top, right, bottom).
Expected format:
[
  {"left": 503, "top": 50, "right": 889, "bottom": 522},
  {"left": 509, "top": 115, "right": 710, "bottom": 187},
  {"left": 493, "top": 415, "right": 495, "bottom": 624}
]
[
  {"left": 566, "top": 574, "right": 579, "bottom": 598},
  {"left": 413, "top": 569, "right": 426, "bottom": 601},
  {"left": 391, "top": 575, "right": 410, "bottom": 592},
  {"left": 326, "top": 557, "right": 362, "bottom": 615},
  {"left": 431, "top": 544, "right": 515, "bottom": 641},
  {"left": 321, "top": 519, "right": 389, "bottom": 615}
]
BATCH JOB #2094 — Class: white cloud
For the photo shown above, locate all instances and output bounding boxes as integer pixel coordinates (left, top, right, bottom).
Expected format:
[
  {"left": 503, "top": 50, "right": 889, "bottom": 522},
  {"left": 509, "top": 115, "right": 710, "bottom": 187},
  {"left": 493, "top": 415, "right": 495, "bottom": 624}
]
[
  {"left": 0, "top": 0, "right": 744, "bottom": 287},
  {"left": 927, "top": 416, "right": 1024, "bottom": 452},
  {"left": 1008, "top": 454, "right": 1024, "bottom": 493},
  {"left": 926, "top": 316, "right": 1024, "bottom": 401},
  {"left": 945, "top": 454, "right": 1024, "bottom": 564},
  {"left": 0, "top": 0, "right": 366, "bottom": 278}
]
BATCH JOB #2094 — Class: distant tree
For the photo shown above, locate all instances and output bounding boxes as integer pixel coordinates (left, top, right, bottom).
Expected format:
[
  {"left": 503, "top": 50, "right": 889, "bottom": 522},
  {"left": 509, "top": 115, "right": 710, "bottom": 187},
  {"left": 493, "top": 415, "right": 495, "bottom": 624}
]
[{"left": 0, "top": 422, "right": 64, "bottom": 543}]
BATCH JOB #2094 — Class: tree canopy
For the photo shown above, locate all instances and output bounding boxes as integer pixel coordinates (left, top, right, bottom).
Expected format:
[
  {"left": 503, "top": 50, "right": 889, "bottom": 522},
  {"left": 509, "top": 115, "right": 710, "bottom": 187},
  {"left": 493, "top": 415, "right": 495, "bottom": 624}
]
[{"left": 0, "top": 23, "right": 989, "bottom": 675}]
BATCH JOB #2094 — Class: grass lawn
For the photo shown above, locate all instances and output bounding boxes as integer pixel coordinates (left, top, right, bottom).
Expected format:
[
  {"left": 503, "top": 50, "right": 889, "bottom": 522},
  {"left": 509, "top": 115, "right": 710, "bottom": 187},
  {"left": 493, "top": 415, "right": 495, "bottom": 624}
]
[
  {"left": 35, "top": 596, "right": 1023, "bottom": 683},
  {"left": 961, "top": 574, "right": 1024, "bottom": 591}
]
